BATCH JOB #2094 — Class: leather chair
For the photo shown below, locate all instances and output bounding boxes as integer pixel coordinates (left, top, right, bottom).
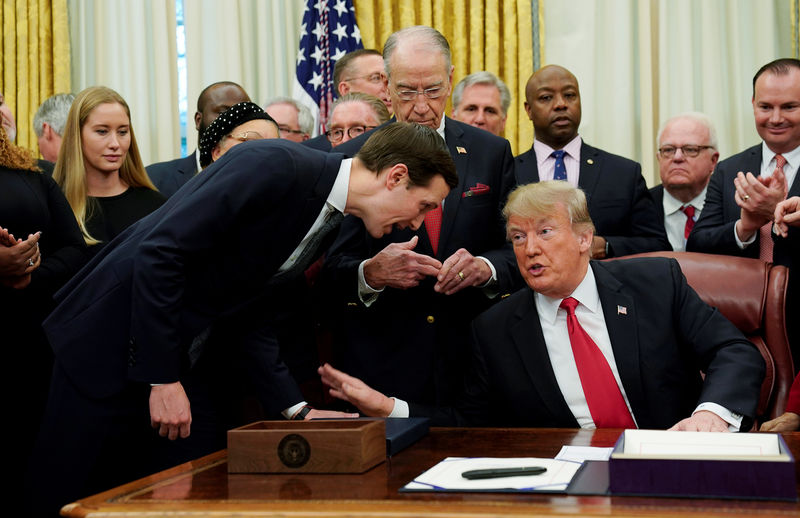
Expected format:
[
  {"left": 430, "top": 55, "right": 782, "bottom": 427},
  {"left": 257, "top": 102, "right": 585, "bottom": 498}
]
[{"left": 624, "top": 251, "right": 794, "bottom": 421}]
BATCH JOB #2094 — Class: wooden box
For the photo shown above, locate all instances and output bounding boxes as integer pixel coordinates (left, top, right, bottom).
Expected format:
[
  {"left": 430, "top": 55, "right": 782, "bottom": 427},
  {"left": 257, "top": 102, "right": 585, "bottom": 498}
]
[{"left": 227, "top": 419, "right": 386, "bottom": 473}]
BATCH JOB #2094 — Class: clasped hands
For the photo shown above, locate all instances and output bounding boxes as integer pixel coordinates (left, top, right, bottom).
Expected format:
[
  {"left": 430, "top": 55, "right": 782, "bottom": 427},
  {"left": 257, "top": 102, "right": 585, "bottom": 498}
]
[
  {"left": 0, "top": 226, "right": 41, "bottom": 289},
  {"left": 734, "top": 169, "right": 788, "bottom": 240},
  {"left": 363, "top": 235, "right": 491, "bottom": 295}
]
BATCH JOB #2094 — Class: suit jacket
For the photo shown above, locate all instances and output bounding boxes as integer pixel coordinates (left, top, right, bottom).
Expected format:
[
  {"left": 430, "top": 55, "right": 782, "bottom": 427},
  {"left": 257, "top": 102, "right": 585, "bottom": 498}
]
[
  {"left": 649, "top": 184, "right": 665, "bottom": 220},
  {"left": 146, "top": 152, "right": 198, "bottom": 198},
  {"left": 515, "top": 143, "right": 669, "bottom": 257},
  {"left": 410, "top": 258, "right": 764, "bottom": 429},
  {"left": 687, "top": 144, "right": 800, "bottom": 265},
  {"left": 44, "top": 139, "right": 344, "bottom": 415},
  {"left": 321, "top": 117, "right": 519, "bottom": 405},
  {"left": 303, "top": 134, "right": 333, "bottom": 152}
]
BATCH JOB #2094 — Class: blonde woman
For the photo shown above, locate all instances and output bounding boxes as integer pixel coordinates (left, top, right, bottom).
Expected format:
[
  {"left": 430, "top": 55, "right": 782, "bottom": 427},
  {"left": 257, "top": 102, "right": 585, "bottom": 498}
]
[{"left": 53, "top": 86, "right": 164, "bottom": 249}]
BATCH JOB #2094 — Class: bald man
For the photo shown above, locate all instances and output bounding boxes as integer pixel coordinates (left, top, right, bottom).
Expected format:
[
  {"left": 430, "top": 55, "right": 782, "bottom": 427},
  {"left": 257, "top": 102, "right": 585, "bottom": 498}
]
[{"left": 514, "top": 65, "right": 668, "bottom": 257}]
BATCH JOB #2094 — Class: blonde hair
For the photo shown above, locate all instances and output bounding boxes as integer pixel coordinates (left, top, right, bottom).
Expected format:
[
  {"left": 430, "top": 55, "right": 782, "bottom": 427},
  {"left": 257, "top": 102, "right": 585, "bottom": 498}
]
[
  {"left": 0, "top": 126, "right": 39, "bottom": 172},
  {"left": 53, "top": 86, "right": 157, "bottom": 244},
  {"left": 503, "top": 181, "right": 595, "bottom": 236}
]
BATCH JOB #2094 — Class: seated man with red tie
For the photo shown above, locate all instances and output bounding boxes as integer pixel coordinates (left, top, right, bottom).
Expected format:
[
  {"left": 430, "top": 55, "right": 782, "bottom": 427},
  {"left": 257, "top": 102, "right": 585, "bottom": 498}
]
[{"left": 320, "top": 181, "right": 765, "bottom": 431}]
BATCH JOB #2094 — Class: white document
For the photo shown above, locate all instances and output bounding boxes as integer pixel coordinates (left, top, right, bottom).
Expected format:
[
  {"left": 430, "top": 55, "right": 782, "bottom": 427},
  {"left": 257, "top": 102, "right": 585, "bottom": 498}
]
[
  {"left": 403, "top": 457, "right": 582, "bottom": 491},
  {"left": 555, "top": 445, "right": 614, "bottom": 463},
  {"left": 615, "top": 430, "right": 786, "bottom": 460}
]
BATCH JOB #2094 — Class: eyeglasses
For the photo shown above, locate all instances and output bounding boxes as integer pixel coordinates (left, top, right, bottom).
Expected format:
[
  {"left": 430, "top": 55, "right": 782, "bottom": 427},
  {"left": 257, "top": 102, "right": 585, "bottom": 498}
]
[
  {"left": 225, "top": 130, "right": 266, "bottom": 143},
  {"left": 393, "top": 85, "right": 445, "bottom": 102},
  {"left": 326, "top": 125, "right": 377, "bottom": 143},
  {"left": 278, "top": 125, "right": 306, "bottom": 136},
  {"left": 658, "top": 145, "right": 714, "bottom": 159},
  {"left": 343, "top": 72, "right": 386, "bottom": 84}
]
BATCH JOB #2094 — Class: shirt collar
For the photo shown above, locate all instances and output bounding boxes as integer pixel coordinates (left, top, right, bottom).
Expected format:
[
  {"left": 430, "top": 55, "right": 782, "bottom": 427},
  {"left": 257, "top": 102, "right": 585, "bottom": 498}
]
[
  {"left": 762, "top": 141, "right": 800, "bottom": 170},
  {"left": 662, "top": 185, "right": 708, "bottom": 216},
  {"left": 533, "top": 134, "right": 582, "bottom": 167},
  {"left": 535, "top": 263, "right": 598, "bottom": 324},
  {"left": 328, "top": 158, "right": 351, "bottom": 214},
  {"left": 437, "top": 116, "right": 446, "bottom": 141}
]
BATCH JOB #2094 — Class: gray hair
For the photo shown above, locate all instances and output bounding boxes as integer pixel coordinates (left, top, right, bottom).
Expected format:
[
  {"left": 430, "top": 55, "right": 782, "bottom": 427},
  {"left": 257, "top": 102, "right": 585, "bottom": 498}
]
[
  {"left": 383, "top": 25, "right": 451, "bottom": 80},
  {"left": 452, "top": 71, "right": 511, "bottom": 115},
  {"left": 331, "top": 92, "right": 391, "bottom": 124},
  {"left": 263, "top": 96, "right": 314, "bottom": 135},
  {"left": 657, "top": 111, "right": 718, "bottom": 149},
  {"left": 33, "top": 93, "right": 75, "bottom": 137}
]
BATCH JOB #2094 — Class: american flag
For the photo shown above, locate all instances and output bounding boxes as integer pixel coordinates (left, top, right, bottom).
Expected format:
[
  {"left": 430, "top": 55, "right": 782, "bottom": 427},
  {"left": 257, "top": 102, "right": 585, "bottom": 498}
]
[{"left": 293, "top": 0, "right": 363, "bottom": 136}]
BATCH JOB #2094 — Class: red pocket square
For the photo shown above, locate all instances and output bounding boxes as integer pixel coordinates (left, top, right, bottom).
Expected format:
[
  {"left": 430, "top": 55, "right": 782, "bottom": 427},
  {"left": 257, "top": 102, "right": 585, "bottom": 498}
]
[{"left": 462, "top": 183, "right": 491, "bottom": 197}]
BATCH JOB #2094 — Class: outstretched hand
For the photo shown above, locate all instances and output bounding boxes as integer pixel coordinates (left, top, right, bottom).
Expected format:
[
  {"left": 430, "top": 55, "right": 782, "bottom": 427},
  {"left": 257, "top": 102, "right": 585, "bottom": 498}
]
[{"left": 318, "top": 363, "right": 395, "bottom": 417}]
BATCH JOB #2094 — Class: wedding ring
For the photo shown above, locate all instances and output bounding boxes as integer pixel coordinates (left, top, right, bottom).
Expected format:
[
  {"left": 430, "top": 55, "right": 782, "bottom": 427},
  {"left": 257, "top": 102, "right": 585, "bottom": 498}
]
[
  {"left": 28, "top": 258, "right": 35, "bottom": 267},
  {"left": 457, "top": 271, "right": 465, "bottom": 281},
  {"left": 743, "top": 194, "right": 750, "bottom": 201}
]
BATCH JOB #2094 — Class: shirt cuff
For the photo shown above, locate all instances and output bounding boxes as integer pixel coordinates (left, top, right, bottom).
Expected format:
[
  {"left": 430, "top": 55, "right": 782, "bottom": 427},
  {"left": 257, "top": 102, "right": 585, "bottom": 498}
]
[
  {"left": 475, "top": 256, "right": 499, "bottom": 298},
  {"left": 694, "top": 401, "right": 743, "bottom": 431},
  {"left": 734, "top": 220, "right": 758, "bottom": 249},
  {"left": 283, "top": 401, "right": 308, "bottom": 420},
  {"left": 358, "top": 260, "right": 384, "bottom": 307},
  {"left": 387, "top": 397, "right": 409, "bottom": 418}
]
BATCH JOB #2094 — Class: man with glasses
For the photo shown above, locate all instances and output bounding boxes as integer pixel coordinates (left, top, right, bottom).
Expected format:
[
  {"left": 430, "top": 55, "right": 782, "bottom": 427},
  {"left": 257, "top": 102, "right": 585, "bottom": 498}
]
[
  {"left": 650, "top": 113, "right": 719, "bottom": 251},
  {"left": 264, "top": 97, "right": 313, "bottom": 142},
  {"left": 515, "top": 65, "right": 669, "bottom": 258},
  {"left": 147, "top": 81, "right": 250, "bottom": 197},
  {"left": 334, "top": 49, "right": 392, "bottom": 112},
  {"left": 322, "top": 25, "right": 518, "bottom": 409},
  {"left": 325, "top": 93, "right": 390, "bottom": 148}
]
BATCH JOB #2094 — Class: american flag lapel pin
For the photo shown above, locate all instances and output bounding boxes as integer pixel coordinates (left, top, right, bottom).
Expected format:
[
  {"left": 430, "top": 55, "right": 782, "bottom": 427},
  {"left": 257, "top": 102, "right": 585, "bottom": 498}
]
[
  {"left": 456, "top": 146, "right": 467, "bottom": 154},
  {"left": 617, "top": 305, "right": 627, "bottom": 315}
]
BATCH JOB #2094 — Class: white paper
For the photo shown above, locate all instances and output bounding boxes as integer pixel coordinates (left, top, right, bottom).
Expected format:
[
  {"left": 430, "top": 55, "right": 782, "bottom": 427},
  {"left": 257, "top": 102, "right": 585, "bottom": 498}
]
[
  {"left": 618, "top": 430, "right": 784, "bottom": 459},
  {"left": 555, "top": 445, "right": 614, "bottom": 463},
  {"left": 403, "top": 457, "right": 582, "bottom": 492}
]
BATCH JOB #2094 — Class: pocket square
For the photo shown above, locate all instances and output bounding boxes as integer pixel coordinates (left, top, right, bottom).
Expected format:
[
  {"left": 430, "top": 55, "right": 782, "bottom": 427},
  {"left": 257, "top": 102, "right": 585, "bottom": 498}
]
[{"left": 462, "top": 183, "right": 491, "bottom": 197}]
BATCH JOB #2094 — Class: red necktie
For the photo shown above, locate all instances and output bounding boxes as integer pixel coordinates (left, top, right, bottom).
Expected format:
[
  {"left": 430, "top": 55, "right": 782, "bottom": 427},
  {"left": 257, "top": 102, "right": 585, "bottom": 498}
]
[
  {"left": 681, "top": 205, "right": 695, "bottom": 240},
  {"left": 759, "top": 154, "right": 787, "bottom": 261},
  {"left": 559, "top": 297, "right": 636, "bottom": 429},
  {"left": 425, "top": 206, "right": 442, "bottom": 255}
]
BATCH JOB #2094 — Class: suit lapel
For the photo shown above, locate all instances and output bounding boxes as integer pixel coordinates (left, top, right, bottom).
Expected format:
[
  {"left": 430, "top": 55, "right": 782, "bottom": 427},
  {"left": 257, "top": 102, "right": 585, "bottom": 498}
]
[
  {"left": 509, "top": 290, "right": 578, "bottom": 424},
  {"left": 577, "top": 143, "right": 602, "bottom": 200},
  {"left": 437, "top": 118, "right": 467, "bottom": 257},
  {"left": 591, "top": 262, "right": 649, "bottom": 426},
  {"left": 515, "top": 147, "right": 541, "bottom": 184}
]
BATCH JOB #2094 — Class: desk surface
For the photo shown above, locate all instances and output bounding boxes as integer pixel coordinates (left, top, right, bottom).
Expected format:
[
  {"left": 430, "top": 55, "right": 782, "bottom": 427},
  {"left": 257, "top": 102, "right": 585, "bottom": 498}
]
[{"left": 63, "top": 427, "right": 800, "bottom": 517}]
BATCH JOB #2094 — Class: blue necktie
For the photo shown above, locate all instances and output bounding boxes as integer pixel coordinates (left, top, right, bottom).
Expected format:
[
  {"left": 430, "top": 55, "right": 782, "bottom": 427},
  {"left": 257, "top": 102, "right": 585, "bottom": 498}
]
[{"left": 552, "top": 150, "right": 567, "bottom": 181}]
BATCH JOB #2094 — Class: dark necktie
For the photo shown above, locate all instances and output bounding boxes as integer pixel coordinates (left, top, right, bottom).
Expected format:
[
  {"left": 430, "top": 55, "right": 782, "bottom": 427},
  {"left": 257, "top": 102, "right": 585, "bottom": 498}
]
[
  {"left": 760, "top": 154, "right": 787, "bottom": 261},
  {"left": 681, "top": 205, "right": 695, "bottom": 240},
  {"left": 559, "top": 297, "right": 636, "bottom": 429},
  {"left": 552, "top": 150, "right": 567, "bottom": 181}
]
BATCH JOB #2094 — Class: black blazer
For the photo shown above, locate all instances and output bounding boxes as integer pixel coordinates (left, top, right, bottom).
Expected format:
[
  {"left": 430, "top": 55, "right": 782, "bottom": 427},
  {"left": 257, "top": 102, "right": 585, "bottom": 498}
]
[
  {"left": 44, "top": 140, "right": 344, "bottom": 414},
  {"left": 303, "top": 134, "right": 333, "bottom": 152},
  {"left": 411, "top": 258, "right": 764, "bottom": 429},
  {"left": 321, "top": 117, "right": 519, "bottom": 405},
  {"left": 146, "top": 152, "right": 198, "bottom": 198},
  {"left": 515, "top": 143, "right": 670, "bottom": 256}
]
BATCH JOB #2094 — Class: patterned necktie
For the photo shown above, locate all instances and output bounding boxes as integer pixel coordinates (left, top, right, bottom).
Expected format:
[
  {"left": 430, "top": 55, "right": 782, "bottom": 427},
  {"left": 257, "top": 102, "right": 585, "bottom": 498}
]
[
  {"left": 425, "top": 205, "right": 443, "bottom": 255},
  {"left": 759, "top": 154, "right": 787, "bottom": 261},
  {"left": 681, "top": 205, "right": 696, "bottom": 240},
  {"left": 552, "top": 150, "right": 567, "bottom": 181},
  {"left": 559, "top": 297, "right": 636, "bottom": 429}
]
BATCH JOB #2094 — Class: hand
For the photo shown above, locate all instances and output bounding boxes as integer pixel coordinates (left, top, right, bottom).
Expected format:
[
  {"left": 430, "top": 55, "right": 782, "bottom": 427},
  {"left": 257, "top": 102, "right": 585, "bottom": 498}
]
[
  {"left": 760, "top": 412, "right": 800, "bottom": 432},
  {"left": 434, "top": 248, "right": 492, "bottom": 295},
  {"left": 735, "top": 170, "right": 787, "bottom": 222},
  {"left": 0, "top": 231, "right": 41, "bottom": 277},
  {"left": 774, "top": 196, "right": 800, "bottom": 237},
  {"left": 0, "top": 227, "right": 14, "bottom": 247},
  {"left": 590, "top": 236, "right": 607, "bottom": 259},
  {"left": 318, "top": 363, "right": 395, "bottom": 417},
  {"left": 149, "top": 382, "right": 192, "bottom": 440},
  {"left": 363, "top": 236, "right": 442, "bottom": 290},
  {"left": 668, "top": 410, "right": 730, "bottom": 432},
  {"left": 0, "top": 273, "right": 31, "bottom": 289},
  {"left": 304, "top": 408, "right": 359, "bottom": 420}
]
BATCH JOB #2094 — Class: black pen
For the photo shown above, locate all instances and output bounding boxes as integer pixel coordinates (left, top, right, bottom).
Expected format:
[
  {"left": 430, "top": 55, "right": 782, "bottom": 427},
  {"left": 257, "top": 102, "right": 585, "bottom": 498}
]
[{"left": 461, "top": 466, "right": 548, "bottom": 480}]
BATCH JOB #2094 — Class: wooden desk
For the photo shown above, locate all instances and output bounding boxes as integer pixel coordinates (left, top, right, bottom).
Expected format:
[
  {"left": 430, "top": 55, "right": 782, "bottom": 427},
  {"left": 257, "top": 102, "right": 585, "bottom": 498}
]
[{"left": 63, "top": 428, "right": 800, "bottom": 517}]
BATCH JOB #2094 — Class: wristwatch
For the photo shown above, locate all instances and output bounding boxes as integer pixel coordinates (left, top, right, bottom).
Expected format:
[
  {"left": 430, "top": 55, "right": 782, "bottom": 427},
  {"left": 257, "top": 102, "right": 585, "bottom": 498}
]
[{"left": 292, "top": 405, "right": 313, "bottom": 420}]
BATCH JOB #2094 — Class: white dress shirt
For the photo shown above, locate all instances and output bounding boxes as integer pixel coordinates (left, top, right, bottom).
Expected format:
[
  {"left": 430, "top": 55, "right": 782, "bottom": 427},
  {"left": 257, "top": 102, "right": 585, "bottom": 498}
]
[
  {"left": 662, "top": 187, "right": 706, "bottom": 252},
  {"left": 533, "top": 134, "right": 582, "bottom": 186}
]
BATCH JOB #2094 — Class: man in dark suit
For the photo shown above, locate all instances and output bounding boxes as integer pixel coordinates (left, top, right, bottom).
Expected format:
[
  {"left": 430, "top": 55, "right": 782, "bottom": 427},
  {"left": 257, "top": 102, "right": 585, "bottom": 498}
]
[
  {"left": 687, "top": 58, "right": 800, "bottom": 364},
  {"left": 29, "top": 124, "right": 457, "bottom": 515},
  {"left": 515, "top": 65, "right": 668, "bottom": 258},
  {"left": 321, "top": 26, "right": 518, "bottom": 407},
  {"left": 146, "top": 81, "right": 250, "bottom": 197},
  {"left": 650, "top": 112, "right": 719, "bottom": 251},
  {"left": 320, "top": 181, "right": 764, "bottom": 431}
]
